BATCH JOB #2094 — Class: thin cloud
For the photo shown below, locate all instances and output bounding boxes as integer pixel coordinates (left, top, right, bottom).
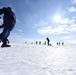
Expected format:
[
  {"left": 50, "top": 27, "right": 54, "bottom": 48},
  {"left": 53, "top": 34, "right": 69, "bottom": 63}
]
[
  {"left": 16, "top": 19, "right": 22, "bottom": 24},
  {"left": 61, "top": 18, "right": 75, "bottom": 25},
  {"left": 61, "top": 35, "right": 74, "bottom": 40},
  {"left": 36, "top": 17, "right": 75, "bottom": 35},
  {"left": 68, "top": 6, "right": 76, "bottom": 12},
  {"left": 71, "top": 0, "right": 76, "bottom": 4},
  {"left": 70, "top": 24, "right": 76, "bottom": 27},
  {"left": 60, "top": 18, "right": 69, "bottom": 24},
  {"left": 61, "top": 35, "right": 76, "bottom": 44},
  {"left": 54, "top": 17, "right": 75, "bottom": 25},
  {"left": 37, "top": 25, "right": 69, "bottom": 35},
  {"left": 35, "top": 20, "right": 48, "bottom": 27},
  {"left": 70, "top": 27, "right": 76, "bottom": 32},
  {"left": 37, "top": 17, "right": 76, "bottom": 35},
  {"left": 40, "top": 20, "right": 48, "bottom": 26},
  {"left": 17, "top": 29, "right": 23, "bottom": 32}
]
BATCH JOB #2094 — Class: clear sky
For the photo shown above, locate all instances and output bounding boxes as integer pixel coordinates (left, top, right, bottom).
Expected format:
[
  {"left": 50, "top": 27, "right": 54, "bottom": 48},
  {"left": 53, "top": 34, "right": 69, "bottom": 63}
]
[{"left": 0, "top": 0, "right": 76, "bottom": 44}]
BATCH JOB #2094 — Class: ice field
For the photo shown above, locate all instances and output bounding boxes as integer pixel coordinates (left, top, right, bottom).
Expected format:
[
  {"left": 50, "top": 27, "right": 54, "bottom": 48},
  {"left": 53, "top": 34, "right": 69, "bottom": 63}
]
[{"left": 0, "top": 43, "right": 76, "bottom": 75}]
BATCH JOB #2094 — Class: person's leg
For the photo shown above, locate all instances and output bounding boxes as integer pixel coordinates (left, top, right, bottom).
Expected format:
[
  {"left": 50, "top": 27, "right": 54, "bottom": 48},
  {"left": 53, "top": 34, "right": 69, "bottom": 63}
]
[
  {"left": 1, "top": 38, "right": 11, "bottom": 47},
  {"left": 48, "top": 42, "right": 49, "bottom": 46},
  {"left": 0, "top": 21, "right": 15, "bottom": 47},
  {"left": 0, "top": 29, "right": 11, "bottom": 47},
  {"left": 0, "top": 34, "right": 9, "bottom": 44}
]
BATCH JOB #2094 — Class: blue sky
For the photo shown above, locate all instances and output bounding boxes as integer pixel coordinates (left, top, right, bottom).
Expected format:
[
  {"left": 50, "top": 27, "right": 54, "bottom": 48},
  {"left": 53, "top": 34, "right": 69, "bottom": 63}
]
[{"left": 0, "top": 0, "right": 76, "bottom": 44}]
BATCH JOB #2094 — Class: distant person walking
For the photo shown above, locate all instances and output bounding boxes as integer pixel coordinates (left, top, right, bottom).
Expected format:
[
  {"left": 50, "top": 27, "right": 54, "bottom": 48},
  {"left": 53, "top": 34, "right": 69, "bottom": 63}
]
[
  {"left": 44, "top": 41, "right": 46, "bottom": 45},
  {"left": 57, "top": 42, "right": 58, "bottom": 46},
  {"left": 62, "top": 42, "right": 64, "bottom": 46},
  {"left": 0, "top": 7, "right": 16, "bottom": 47},
  {"left": 46, "top": 37, "right": 50, "bottom": 46},
  {"left": 59, "top": 42, "right": 60, "bottom": 46}
]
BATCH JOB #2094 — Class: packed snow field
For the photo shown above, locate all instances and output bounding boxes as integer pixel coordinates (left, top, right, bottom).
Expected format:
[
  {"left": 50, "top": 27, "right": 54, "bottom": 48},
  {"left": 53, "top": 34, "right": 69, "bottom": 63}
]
[{"left": 0, "top": 43, "right": 76, "bottom": 75}]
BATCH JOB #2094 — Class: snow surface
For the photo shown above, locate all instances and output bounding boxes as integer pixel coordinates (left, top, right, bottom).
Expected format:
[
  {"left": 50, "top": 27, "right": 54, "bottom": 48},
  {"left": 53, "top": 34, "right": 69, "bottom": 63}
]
[{"left": 0, "top": 43, "right": 76, "bottom": 75}]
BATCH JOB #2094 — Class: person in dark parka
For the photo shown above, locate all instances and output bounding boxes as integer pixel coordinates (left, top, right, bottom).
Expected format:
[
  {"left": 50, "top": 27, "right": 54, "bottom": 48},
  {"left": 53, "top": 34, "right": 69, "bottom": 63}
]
[
  {"left": 0, "top": 7, "right": 16, "bottom": 47},
  {"left": 46, "top": 37, "right": 50, "bottom": 46}
]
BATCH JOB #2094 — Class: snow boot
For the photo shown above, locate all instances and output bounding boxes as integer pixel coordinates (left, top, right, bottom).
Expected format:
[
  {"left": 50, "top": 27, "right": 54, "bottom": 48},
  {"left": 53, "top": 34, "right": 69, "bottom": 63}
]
[{"left": 1, "top": 44, "right": 11, "bottom": 47}]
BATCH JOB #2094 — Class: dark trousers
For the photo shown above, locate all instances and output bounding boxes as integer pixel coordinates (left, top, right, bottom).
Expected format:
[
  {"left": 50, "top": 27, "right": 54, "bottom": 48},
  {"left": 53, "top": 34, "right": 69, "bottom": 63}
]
[{"left": 0, "top": 22, "right": 15, "bottom": 44}]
